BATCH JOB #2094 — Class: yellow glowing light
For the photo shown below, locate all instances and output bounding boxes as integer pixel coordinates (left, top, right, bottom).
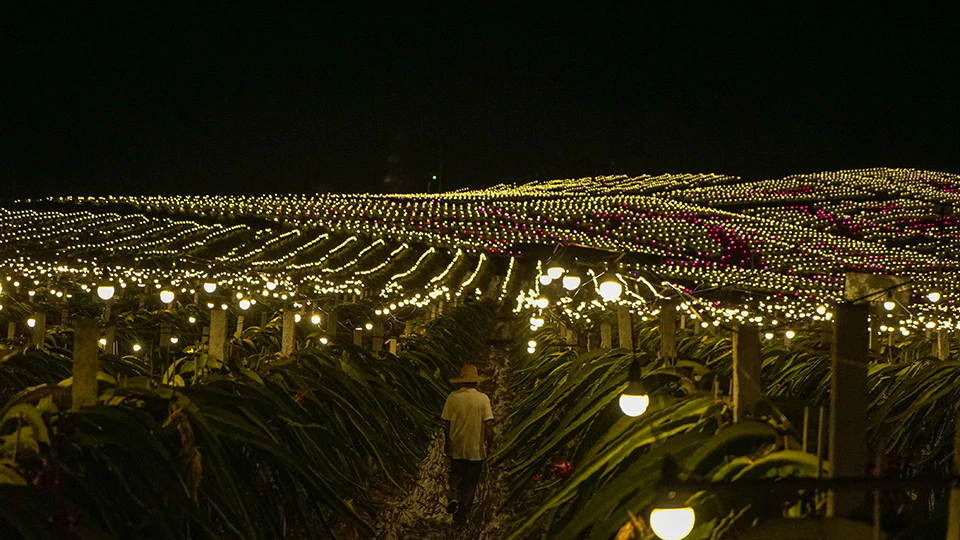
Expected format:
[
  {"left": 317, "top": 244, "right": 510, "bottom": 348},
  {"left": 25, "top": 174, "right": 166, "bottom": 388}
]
[{"left": 649, "top": 507, "right": 695, "bottom": 540}]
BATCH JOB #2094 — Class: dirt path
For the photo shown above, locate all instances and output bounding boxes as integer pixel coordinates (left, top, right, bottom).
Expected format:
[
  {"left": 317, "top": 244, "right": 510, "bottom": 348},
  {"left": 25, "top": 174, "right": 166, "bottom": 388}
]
[{"left": 374, "top": 324, "right": 513, "bottom": 539}]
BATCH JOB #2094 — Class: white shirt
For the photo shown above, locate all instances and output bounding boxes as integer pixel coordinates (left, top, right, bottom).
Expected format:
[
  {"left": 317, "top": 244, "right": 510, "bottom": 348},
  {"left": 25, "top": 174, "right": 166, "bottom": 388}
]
[{"left": 442, "top": 387, "right": 494, "bottom": 461}]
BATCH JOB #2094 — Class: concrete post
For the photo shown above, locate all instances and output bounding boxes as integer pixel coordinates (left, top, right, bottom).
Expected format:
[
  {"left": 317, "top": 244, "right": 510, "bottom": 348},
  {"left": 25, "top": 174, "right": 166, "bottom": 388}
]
[
  {"left": 828, "top": 302, "right": 869, "bottom": 517},
  {"left": 72, "top": 318, "right": 99, "bottom": 411},
  {"left": 235, "top": 315, "right": 245, "bottom": 338},
  {"left": 160, "top": 323, "right": 172, "bottom": 351},
  {"left": 209, "top": 309, "right": 227, "bottom": 362},
  {"left": 30, "top": 313, "right": 46, "bottom": 347},
  {"left": 387, "top": 338, "right": 398, "bottom": 355},
  {"left": 7, "top": 322, "right": 15, "bottom": 341},
  {"left": 372, "top": 323, "right": 384, "bottom": 353},
  {"left": 282, "top": 309, "right": 296, "bottom": 357},
  {"left": 326, "top": 309, "right": 339, "bottom": 341},
  {"left": 600, "top": 323, "right": 612, "bottom": 348},
  {"left": 947, "top": 413, "right": 960, "bottom": 540},
  {"left": 617, "top": 305, "right": 633, "bottom": 351},
  {"left": 660, "top": 298, "right": 677, "bottom": 362},
  {"left": 353, "top": 327, "right": 363, "bottom": 347},
  {"left": 938, "top": 330, "right": 951, "bottom": 360},
  {"left": 733, "top": 324, "right": 762, "bottom": 422},
  {"left": 104, "top": 325, "right": 116, "bottom": 355}
]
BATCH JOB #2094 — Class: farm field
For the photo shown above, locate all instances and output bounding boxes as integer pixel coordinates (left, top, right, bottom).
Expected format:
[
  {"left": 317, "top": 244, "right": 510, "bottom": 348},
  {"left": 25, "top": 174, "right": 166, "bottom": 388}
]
[{"left": 1, "top": 168, "right": 959, "bottom": 539}]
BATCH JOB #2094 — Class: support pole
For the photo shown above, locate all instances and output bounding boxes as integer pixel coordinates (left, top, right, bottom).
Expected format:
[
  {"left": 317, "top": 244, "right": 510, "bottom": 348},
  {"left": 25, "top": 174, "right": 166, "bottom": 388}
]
[
  {"left": 938, "top": 330, "right": 951, "bottom": 361},
  {"left": 828, "top": 302, "right": 869, "bottom": 517},
  {"left": 326, "top": 309, "right": 339, "bottom": 342},
  {"left": 209, "top": 309, "right": 227, "bottom": 362},
  {"left": 617, "top": 305, "right": 633, "bottom": 351},
  {"left": 372, "top": 323, "right": 384, "bottom": 353},
  {"left": 660, "top": 298, "right": 677, "bottom": 362},
  {"left": 160, "top": 323, "right": 172, "bottom": 351},
  {"left": 235, "top": 315, "right": 245, "bottom": 338},
  {"left": 947, "top": 412, "right": 960, "bottom": 540},
  {"left": 600, "top": 323, "right": 612, "bottom": 349},
  {"left": 104, "top": 325, "right": 116, "bottom": 355},
  {"left": 732, "top": 324, "right": 762, "bottom": 422},
  {"left": 31, "top": 313, "right": 46, "bottom": 347},
  {"left": 386, "top": 338, "right": 398, "bottom": 355},
  {"left": 6, "top": 322, "right": 15, "bottom": 341},
  {"left": 282, "top": 309, "right": 297, "bottom": 357},
  {"left": 354, "top": 327, "right": 363, "bottom": 347},
  {"left": 72, "top": 318, "right": 99, "bottom": 411}
]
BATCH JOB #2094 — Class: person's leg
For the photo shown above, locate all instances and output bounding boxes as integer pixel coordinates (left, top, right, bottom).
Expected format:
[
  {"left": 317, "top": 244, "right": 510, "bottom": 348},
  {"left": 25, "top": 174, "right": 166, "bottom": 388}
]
[
  {"left": 453, "top": 460, "right": 483, "bottom": 524},
  {"left": 448, "top": 459, "right": 464, "bottom": 513}
]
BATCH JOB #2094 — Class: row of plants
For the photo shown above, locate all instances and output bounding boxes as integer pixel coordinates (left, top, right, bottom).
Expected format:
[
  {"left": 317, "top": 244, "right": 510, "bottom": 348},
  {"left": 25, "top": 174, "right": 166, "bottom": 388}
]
[
  {"left": 494, "top": 314, "right": 957, "bottom": 539},
  {"left": 0, "top": 299, "right": 496, "bottom": 539}
]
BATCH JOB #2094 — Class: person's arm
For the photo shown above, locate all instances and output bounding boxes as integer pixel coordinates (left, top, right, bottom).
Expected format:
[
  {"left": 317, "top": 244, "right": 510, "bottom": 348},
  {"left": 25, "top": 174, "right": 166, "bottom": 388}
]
[
  {"left": 443, "top": 420, "right": 452, "bottom": 457},
  {"left": 484, "top": 419, "right": 496, "bottom": 453}
]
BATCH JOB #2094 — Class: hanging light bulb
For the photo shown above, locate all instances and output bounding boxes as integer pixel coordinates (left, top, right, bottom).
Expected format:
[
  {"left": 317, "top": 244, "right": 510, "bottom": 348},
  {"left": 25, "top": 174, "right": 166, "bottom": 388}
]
[
  {"left": 319, "top": 336, "right": 329, "bottom": 345},
  {"left": 364, "top": 322, "right": 373, "bottom": 330},
  {"left": 238, "top": 299, "right": 251, "bottom": 310},
  {"left": 534, "top": 297, "right": 549, "bottom": 309},
  {"left": 562, "top": 271, "right": 581, "bottom": 291},
  {"left": 295, "top": 313, "right": 302, "bottom": 323},
  {"left": 203, "top": 282, "right": 217, "bottom": 293},
  {"left": 170, "top": 336, "right": 179, "bottom": 344},
  {"left": 650, "top": 490, "right": 696, "bottom": 540},
  {"left": 188, "top": 316, "right": 196, "bottom": 324},
  {"left": 266, "top": 281, "right": 277, "bottom": 291},
  {"left": 619, "top": 356, "right": 649, "bottom": 417},
  {"left": 26, "top": 317, "right": 36, "bottom": 328},
  {"left": 159, "top": 290, "right": 175, "bottom": 304},
  {"left": 785, "top": 330, "right": 796, "bottom": 339},
  {"left": 598, "top": 272, "right": 623, "bottom": 302},
  {"left": 538, "top": 275, "right": 553, "bottom": 286},
  {"left": 546, "top": 264, "right": 564, "bottom": 280},
  {"left": 97, "top": 284, "right": 115, "bottom": 300},
  {"left": 310, "top": 314, "right": 321, "bottom": 325},
  {"left": 927, "top": 291, "right": 941, "bottom": 303},
  {"left": 883, "top": 300, "right": 895, "bottom": 311},
  {"left": 132, "top": 343, "right": 142, "bottom": 352}
]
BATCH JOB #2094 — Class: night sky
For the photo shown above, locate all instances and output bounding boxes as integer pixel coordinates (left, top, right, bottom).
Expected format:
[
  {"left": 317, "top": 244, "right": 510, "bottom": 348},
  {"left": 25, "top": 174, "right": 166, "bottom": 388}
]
[{"left": 4, "top": 2, "right": 959, "bottom": 197}]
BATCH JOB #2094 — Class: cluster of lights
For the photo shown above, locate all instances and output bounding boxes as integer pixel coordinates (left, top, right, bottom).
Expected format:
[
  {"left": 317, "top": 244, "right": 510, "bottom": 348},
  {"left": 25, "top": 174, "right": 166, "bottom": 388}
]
[{"left": 3, "top": 169, "right": 960, "bottom": 339}]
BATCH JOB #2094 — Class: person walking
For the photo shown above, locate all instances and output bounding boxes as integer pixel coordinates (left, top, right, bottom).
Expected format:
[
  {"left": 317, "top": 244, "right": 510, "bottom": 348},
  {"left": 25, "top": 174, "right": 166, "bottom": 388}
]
[{"left": 442, "top": 364, "right": 495, "bottom": 526}]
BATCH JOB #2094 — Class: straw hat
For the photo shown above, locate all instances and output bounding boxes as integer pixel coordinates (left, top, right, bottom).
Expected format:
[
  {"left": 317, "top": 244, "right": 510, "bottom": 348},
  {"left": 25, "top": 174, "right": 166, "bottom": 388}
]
[{"left": 450, "top": 364, "right": 488, "bottom": 384}]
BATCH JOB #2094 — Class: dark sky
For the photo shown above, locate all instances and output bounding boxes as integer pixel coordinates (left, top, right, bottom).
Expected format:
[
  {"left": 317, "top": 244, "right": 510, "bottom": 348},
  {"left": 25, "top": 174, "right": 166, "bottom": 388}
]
[{"left": 4, "top": 2, "right": 960, "bottom": 197}]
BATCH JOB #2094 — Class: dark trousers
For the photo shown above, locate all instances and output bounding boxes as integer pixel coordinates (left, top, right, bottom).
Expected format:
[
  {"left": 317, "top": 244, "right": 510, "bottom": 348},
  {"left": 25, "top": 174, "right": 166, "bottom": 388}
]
[{"left": 448, "top": 459, "right": 483, "bottom": 523}]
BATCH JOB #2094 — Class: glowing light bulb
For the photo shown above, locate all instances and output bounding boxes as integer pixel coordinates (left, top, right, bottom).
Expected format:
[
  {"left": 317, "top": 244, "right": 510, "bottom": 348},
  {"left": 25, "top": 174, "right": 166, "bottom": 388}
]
[
  {"left": 159, "top": 290, "right": 175, "bottom": 304},
  {"left": 98, "top": 338, "right": 107, "bottom": 347},
  {"left": 562, "top": 275, "right": 581, "bottom": 290},
  {"left": 883, "top": 300, "right": 895, "bottom": 311},
  {"left": 927, "top": 291, "right": 941, "bottom": 303},
  {"left": 816, "top": 305, "right": 826, "bottom": 315},
  {"left": 97, "top": 285, "right": 115, "bottom": 300},
  {"left": 132, "top": 343, "right": 142, "bottom": 352},
  {"left": 266, "top": 281, "right": 277, "bottom": 291},
  {"left": 203, "top": 282, "right": 217, "bottom": 293},
  {"left": 649, "top": 507, "right": 695, "bottom": 540},
  {"left": 26, "top": 318, "right": 36, "bottom": 328},
  {"left": 598, "top": 276, "right": 623, "bottom": 301},
  {"left": 364, "top": 322, "right": 373, "bottom": 330},
  {"left": 534, "top": 297, "right": 549, "bottom": 309},
  {"left": 188, "top": 316, "right": 196, "bottom": 324},
  {"left": 238, "top": 299, "right": 251, "bottom": 310},
  {"left": 310, "top": 314, "right": 321, "bottom": 325},
  {"left": 527, "top": 340, "right": 537, "bottom": 348},
  {"left": 546, "top": 265, "right": 564, "bottom": 279},
  {"left": 785, "top": 330, "right": 796, "bottom": 339},
  {"left": 295, "top": 314, "right": 302, "bottom": 323},
  {"left": 319, "top": 336, "right": 328, "bottom": 345},
  {"left": 538, "top": 275, "right": 553, "bottom": 286},
  {"left": 170, "top": 336, "right": 179, "bottom": 344}
]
